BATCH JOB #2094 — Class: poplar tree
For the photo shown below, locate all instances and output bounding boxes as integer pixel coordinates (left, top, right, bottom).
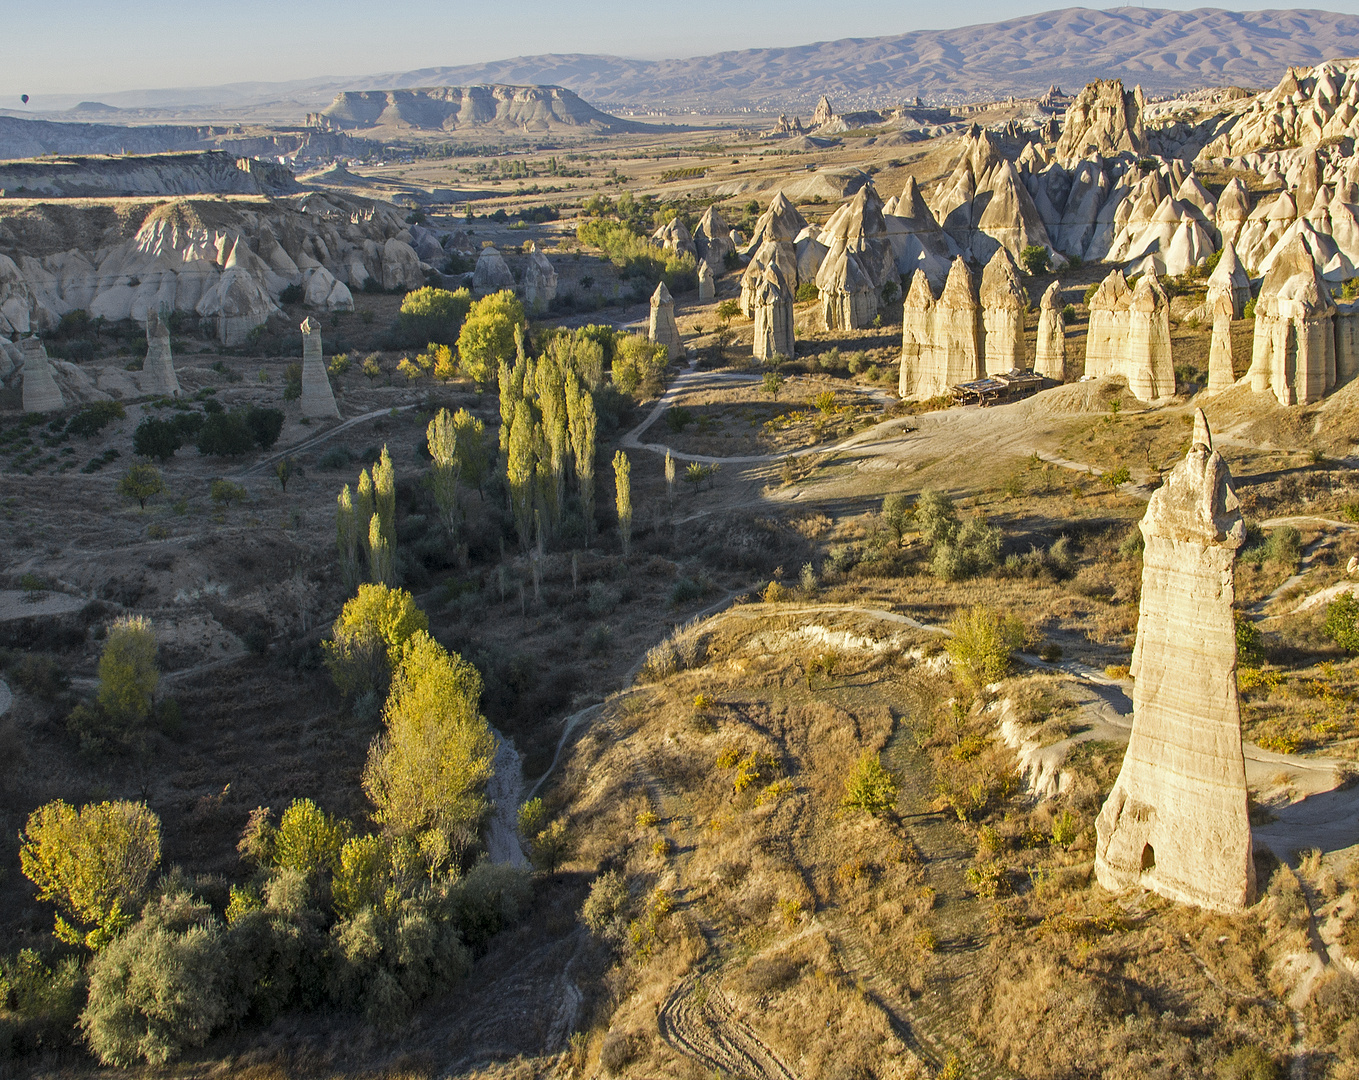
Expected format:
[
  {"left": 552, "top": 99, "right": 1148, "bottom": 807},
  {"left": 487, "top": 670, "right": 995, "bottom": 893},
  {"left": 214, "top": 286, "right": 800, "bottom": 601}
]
[
  {"left": 356, "top": 469, "right": 375, "bottom": 559},
  {"left": 507, "top": 399, "right": 537, "bottom": 551},
  {"left": 665, "top": 450, "right": 676, "bottom": 504},
  {"left": 565, "top": 373, "right": 597, "bottom": 542},
  {"left": 337, "top": 484, "right": 360, "bottom": 590},
  {"left": 369, "top": 514, "right": 394, "bottom": 585},
  {"left": 427, "top": 408, "right": 461, "bottom": 542},
  {"left": 613, "top": 449, "right": 632, "bottom": 558},
  {"left": 373, "top": 446, "right": 396, "bottom": 551}
]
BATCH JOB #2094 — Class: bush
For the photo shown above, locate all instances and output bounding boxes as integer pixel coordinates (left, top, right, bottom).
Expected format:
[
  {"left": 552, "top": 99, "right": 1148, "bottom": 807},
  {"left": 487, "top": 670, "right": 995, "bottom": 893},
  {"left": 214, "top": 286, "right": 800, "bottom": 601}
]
[
  {"left": 19, "top": 799, "right": 161, "bottom": 949},
  {"left": 80, "top": 893, "right": 230, "bottom": 1065},
  {"left": 96, "top": 615, "right": 159, "bottom": 729},
  {"left": 1019, "top": 245, "right": 1050, "bottom": 276},
  {"left": 196, "top": 410, "right": 254, "bottom": 457},
  {"left": 283, "top": 362, "right": 303, "bottom": 401},
  {"left": 581, "top": 870, "right": 629, "bottom": 938},
  {"left": 244, "top": 406, "right": 284, "bottom": 450},
  {"left": 1215, "top": 1045, "right": 1281, "bottom": 1080},
  {"left": 1236, "top": 616, "right": 1265, "bottom": 665},
  {"left": 1241, "top": 525, "right": 1301, "bottom": 568},
  {"left": 842, "top": 751, "right": 898, "bottom": 817},
  {"left": 209, "top": 479, "right": 247, "bottom": 505},
  {"left": 1324, "top": 594, "right": 1359, "bottom": 654},
  {"left": 133, "top": 417, "right": 183, "bottom": 461},
  {"left": 399, "top": 286, "right": 472, "bottom": 347},
  {"left": 279, "top": 283, "right": 304, "bottom": 304},
  {"left": 947, "top": 606, "right": 1025, "bottom": 693},
  {"left": 0, "top": 948, "right": 86, "bottom": 1055},
  {"left": 795, "top": 281, "right": 818, "bottom": 302},
  {"left": 117, "top": 464, "right": 164, "bottom": 509},
  {"left": 612, "top": 333, "right": 668, "bottom": 398},
  {"left": 457, "top": 290, "right": 525, "bottom": 386},
  {"left": 66, "top": 401, "right": 126, "bottom": 438},
  {"left": 323, "top": 584, "right": 429, "bottom": 700}
]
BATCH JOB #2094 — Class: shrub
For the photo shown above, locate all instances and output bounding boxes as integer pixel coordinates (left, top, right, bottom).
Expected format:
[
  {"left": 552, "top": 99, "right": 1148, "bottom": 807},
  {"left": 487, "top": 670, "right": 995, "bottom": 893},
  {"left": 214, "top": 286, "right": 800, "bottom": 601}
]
[
  {"left": 1051, "top": 809, "right": 1079, "bottom": 846},
  {"left": 947, "top": 606, "right": 1025, "bottom": 693},
  {"left": 195, "top": 411, "right": 254, "bottom": 457},
  {"left": 133, "top": 417, "right": 183, "bottom": 461},
  {"left": 965, "top": 859, "right": 1010, "bottom": 898},
  {"left": 244, "top": 406, "right": 284, "bottom": 450},
  {"left": 209, "top": 479, "right": 247, "bottom": 505},
  {"left": 283, "top": 362, "right": 303, "bottom": 401},
  {"left": 457, "top": 290, "right": 525, "bottom": 386},
  {"left": 1323, "top": 594, "right": 1359, "bottom": 654},
  {"left": 19, "top": 799, "right": 161, "bottom": 948},
  {"left": 1215, "top": 1045, "right": 1281, "bottom": 1080},
  {"left": 279, "top": 282, "right": 304, "bottom": 304},
  {"left": 80, "top": 893, "right": 230, "bottom": 1064},
  {"left": 1019, "top": 245, "right": 1050, "bottom": 276},
  {"left": 581, "top": 870, "right": 629, "bottom": 938},
  {"left": 66, "top": 401, "right": 126, "bottom": 438},
  {"left": 0, "top": 948, "right": 86, "bottom": 1054},
  {"left": 842, "top": 751, "right": 898, "bottom": 817},
  {"left": 612, "top": 333, "right": 668, "bottom": 398},
  {"left": 1236, "top": 616, "right": 1265, "bottom": 666},
  {"left": 117, "top": 464, "right": 164, "bottom": 509},
  {"left": 399, "top": 286, "right": 472, "bottom": 346},
  {"left": 795, "top": 281, "right": 818, "bottom": 302},
  {"left": 272, "top": 799, "right": 348, "bottom": 878}
]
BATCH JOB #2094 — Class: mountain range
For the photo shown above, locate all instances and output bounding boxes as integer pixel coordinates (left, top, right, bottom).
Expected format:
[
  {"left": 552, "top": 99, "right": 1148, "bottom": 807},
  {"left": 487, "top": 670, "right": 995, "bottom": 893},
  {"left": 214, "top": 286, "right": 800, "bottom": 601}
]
[{"left": 7, "top": 7, "right": 1359, "bottom": 121}]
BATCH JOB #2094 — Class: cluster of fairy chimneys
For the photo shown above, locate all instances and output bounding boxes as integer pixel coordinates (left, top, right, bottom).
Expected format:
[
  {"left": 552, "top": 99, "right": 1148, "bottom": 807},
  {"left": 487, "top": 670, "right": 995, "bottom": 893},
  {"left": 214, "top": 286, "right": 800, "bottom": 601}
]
[
  {"left": 19, "top": 314, "right": 340, "bottom": 421},
  {"left": 471, "top": 242, "right": 558, "bottom": 314}
]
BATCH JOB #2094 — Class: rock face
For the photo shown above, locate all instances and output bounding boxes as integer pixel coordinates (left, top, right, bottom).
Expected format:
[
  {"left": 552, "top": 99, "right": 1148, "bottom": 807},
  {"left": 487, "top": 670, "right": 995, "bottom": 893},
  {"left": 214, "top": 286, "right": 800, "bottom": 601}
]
[
  {"left": 742, "top": 192, "right": 808, "bottom": 256},
  {"left": 472, "top": 245, "right": 515, "bottom": 293},
  {"left": 898, "top": 259, "right": 982, "bottom": 399},
  {"left": 697, "top": 259, "right": 715, "bottom": 301},
  {"left": 1207, "top": 288, "right": 1239, "bottom": 392},
  {"left": 142, "top": 310, "right": 180, "bottom": 397},
  {"left": 21, "top": 337, "right": 64, "bottom": 413},
  {"left": 693, "top": 206, "right": 734, "bottom": 273},
  {"left": 1083, "top": 268, "right": 1174, "bottom": 401},
  {"left": 1247, "top": 237, "right": 1337, "bottom": 405},
  {"left": 1095, "top": 411, "right": 1254, "bottom": 914},
  {"left": 648, "top": 282, "right": 683, "bottom": 361},
  {"left": 741, "top": 237, "right": 799, "bottom": 317},
  {"left": 1055, "top": 79, "right": 1148, "bottom": 158},
  {"left": 816, "top": 185, "right": 895, "bottom": 330},
  {"left": 1034, "top": 281, "right": 1066, "bottom": 380},
  {"left": 1207, "top": 241, "right": 1251, "bottom": 318},
  {"left": 752, "top": 263, "right": 794, "bottom": 362},
  {"left": 299, "top": 317, "right": 340, "bottom": 419},
  {"left": 1203, "top": 60, "right": 1359, "bottom": 158},
  {"left": 522, "top": 242, "right": 557, "bottom": 314},
  {"left": 979, "top": 248, "right": 1028, "bottom": 374},
  {"left": 651, "top": 218, "right": 698, "bottom": 261}
]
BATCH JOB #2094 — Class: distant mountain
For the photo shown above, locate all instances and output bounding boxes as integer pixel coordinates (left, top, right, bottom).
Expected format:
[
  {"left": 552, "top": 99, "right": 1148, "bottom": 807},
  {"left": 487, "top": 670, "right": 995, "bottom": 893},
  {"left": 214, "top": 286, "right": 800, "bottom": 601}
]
[
  {"left": 11, "top": 7, "right": 1359, "bottom": 119},
  {"left": 317, "top": 85, "right": 656, "bottom": 134}
]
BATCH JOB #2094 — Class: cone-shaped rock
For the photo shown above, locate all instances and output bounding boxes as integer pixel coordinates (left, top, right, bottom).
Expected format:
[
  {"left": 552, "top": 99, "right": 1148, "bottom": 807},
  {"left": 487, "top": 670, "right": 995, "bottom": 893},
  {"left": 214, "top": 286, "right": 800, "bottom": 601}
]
[
  {"left": 817, "top": 246, "right": 879, "bottom": 330},
  {"left": 1247, "top": 236, "right": 1336, "bottom": 405},
  {"left": 522, "top": 242, "right": 557, "bottom": 314},
  {"left": 980, "top": 248, "right": 1028, "bottom": 374},
  {"left": 1084, "top": 269, "right": 1133, "bottom": 380},
  {"left": 694, "top": 206, "right": 734, "bottom": 273},
  {"left": 898, "top": 270, "right": 939, "bottom": 400},
  {"left": 1206, "top": 288, "right": 1238, "bottom": 392},
  {"left": 697, "top": 259, "right": 715, "bottom": 301},
  {"left": 742, "top": 192, "right": 808, "bottom": 255},
  {"left": 1034, "top": 281, "right": 1066, "bottom": 381},
  {"left": 21, "top": 337, "right": 64, "bottom": 413},
  {"left": 473, "top": 245, "right": 515, "bottom": 293},
  {"left": 1126, "top": 272, "right": 1174, "bottom": 402},
  {"left": 740, "top": 238, "right": 798, "bottom": 317},
  {"left": 142, "top": 310, "right": 180, "bottom": 397},
  {"left": 648, "top": 282, "right": 683, "bottom": 360},
  {"left": 652, "top": 217, "right": 698, "bottom": 261},
  {"left": 752, "top": 263, "right": 794, "bottom": 362},
  {"left": 1055, "top": 79, "right": 1148, "bottom": 158},
  {"left": 934, "top": 258, "right": 982, "bottom": 389},
  {"left": 1207, "top": 241, "right": 1251, "bottom": 318},
  {"left": 300, "top": 316, "right": 340, "bottom": 419},
  {"left": 1095, "top": 410, "right": 1254, "bottom": 914}
]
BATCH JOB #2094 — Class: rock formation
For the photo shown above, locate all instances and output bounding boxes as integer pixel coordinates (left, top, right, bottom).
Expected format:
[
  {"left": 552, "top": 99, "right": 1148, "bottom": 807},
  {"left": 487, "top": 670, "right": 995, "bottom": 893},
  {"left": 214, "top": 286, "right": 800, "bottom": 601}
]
[
  {"left": 1247, "top": 237, "right": 1336, "bottom": 405},
  {"left": 299, "top": 317, "right": 340, "bottom": 419},
  {"left": 931, "top": 126, "right": 1054, "bottom": 263},
  {"left": 651, "top": 218, "right": 698, "bottom": 261},
  {"left": 741, "top": 192, "right": 808, "bottom": 257},
  {"left": 1202, "top": 60, "right": 1359, "bottom": 158},
  {"left": 898, "top": 271, "right": 939, "bottom": 400},
  {"left": 1034, "top": 281, "right": 1066, "bottom": 381},
  {"left": 812, "top": 96, "right": 835, "bottom": 128},
  {"left": 522, "top": 243, "right": 557, "bottom": 314},
  {"left": 20, "top": 337, "right": 64, "bottom": 413},
  {"left": 473, "top": 246, "right": 515, "bottom": 293},
  {"left": 1125, "top": 272, "right": 1175, "bottom": 401},
  {"left": 1055, "top": 79, "right": 1148, "bottom": 159},
  {"left": 898, "top": 259, "right": 982, "bottom": 400},
  {"left": 752, "top": 263, "right": 794, "bottom": 362},
  {"left": 815, "top": 185, "right": 896, "bottom": 330},
  {"left": 142, "top": 310, "right": 180, "bottom": 397},
  {"left": 740, "top": 238, "right": 799, "bottom": 317},
  {"left": 1095, "top": 411, "right": 1254, "bottom": 914},
  {"left": 648, "top": 282, "right": 683, "bottom": 361},
  {"left": 697, "top": 260, "right": 715, "bottom": 301},
  {"left": 882, "top": 175, "right": 955, "bottom": 285},
  {"left": 693, "top": 206, "right": 734, "bottom": 273},
  {"left": 979, "top": 248, "right": 1028, "bottom": 374},
  {"left": 1207, "top": 241, "right": 1251, "bottom": 318},
  {"left": 1084, "top": 269, "right": 1134, "bottom": 380},
  {"left": 1206, "top": 288, "right": 1238, "bottom": 392}
]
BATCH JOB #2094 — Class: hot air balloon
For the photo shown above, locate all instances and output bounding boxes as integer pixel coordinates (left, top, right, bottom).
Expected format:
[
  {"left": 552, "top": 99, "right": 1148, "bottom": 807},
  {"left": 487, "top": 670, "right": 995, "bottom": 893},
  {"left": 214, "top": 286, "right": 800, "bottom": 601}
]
[{"left": 20, "top": 94, "right": 29, "bottom": 104}]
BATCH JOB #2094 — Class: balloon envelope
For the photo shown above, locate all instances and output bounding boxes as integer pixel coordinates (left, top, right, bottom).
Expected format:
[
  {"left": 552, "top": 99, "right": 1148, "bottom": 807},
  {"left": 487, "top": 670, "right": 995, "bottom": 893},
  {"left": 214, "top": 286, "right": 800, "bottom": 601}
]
[{"left": 20, "top": 95, "right": 28, "bottom": 104}]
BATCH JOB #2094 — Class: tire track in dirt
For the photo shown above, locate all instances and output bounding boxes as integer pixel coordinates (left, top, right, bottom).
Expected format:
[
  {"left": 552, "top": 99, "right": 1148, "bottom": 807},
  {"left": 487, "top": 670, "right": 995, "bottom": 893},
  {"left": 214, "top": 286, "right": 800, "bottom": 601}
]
[{"left": 658, "top": 974, "right": 801, "bottom": 1080}]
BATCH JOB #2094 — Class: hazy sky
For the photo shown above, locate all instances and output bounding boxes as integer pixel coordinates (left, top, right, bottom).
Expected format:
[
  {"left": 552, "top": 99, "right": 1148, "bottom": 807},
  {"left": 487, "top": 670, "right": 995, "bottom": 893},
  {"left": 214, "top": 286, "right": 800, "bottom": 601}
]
[{"left": 8, "top": 0, "right": 1359, "bottom": 99}]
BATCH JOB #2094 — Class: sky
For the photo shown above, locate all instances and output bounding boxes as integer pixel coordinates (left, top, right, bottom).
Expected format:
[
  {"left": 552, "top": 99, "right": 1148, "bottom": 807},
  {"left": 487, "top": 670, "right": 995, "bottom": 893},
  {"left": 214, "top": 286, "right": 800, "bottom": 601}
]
[{"left": 7, "top": 0, "right": 1359, "bottom": 99}]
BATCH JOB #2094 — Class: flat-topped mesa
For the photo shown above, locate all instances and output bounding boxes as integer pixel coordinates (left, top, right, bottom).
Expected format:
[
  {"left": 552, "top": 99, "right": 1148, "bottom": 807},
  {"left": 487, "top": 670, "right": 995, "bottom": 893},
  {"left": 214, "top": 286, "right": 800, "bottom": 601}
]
[
  {"left": 697, "top": 259, "right": 715, "bottom": 301},
  {"left": 522, "top": 242, "right": 557, "bottom": 315},
  {"left": 1247, "top": 237, "right": 1337, "bottom": 405},
  {"left": 1095, "top": 411, "right": 1254, "bottom": 914},
  {"left": 1034, "top": 281, "right": 1067, "bottom": 381},
  {"left": 979, "top": 248, "right": 1028, "bottom": 375},
  {"left": 752, "top": 263, "right": 795, "bottom": 362},
  {"left": 472, "top": 245, "right": 515, "bottom": 293},
  {"left": 1206, "top": 288, "right": 1239, "bottom": 392},
  {"left": 1125, "top": 272, "right": 1175, "bottom": 401},
  {"left": 648, "top": 282, "right": 683, "bottom": 361},
  {"left": 898, "top": 270, "right": 940, "bottom": 400},
  {"left": 142, "top": 310, "right": 180, "bottom": 397},
  {"left": 21, "top": 336, "right": 64, "bottom": 413},
  {"left": 299, "top": 317, "right": 340, "bottom": 419},
  {"left": 1055, "top": 79, "right": 1148, "bottom": 159}
]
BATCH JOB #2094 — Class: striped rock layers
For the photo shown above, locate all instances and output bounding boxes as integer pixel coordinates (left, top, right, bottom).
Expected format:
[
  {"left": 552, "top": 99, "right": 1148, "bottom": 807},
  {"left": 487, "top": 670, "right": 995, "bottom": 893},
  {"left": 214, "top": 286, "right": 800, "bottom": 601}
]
[
  {"left": 299, "top": 317, "right": 340, "bottom": 419},
  {"left": 1095, "top": 411, "right": 1253, "bottom": 914},
  {"left": 1034, "top": 281, "right": 1067, "bottom": 380},
  {"left": 648, "top": 282, "right": 683, "bottom": 360}
]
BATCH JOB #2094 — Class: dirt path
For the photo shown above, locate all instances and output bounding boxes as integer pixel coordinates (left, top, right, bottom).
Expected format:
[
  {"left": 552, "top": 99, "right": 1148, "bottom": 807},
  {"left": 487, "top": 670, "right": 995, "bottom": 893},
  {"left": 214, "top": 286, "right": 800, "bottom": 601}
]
[
  {"left": 241, "top": 403, "right": 421, "bottom": 477},
  {"left": 657, "top": 974, "right": 802, "bottom": 1080},
  {"left": 486, "top": 730, "right": 527, "bottom": 868}
]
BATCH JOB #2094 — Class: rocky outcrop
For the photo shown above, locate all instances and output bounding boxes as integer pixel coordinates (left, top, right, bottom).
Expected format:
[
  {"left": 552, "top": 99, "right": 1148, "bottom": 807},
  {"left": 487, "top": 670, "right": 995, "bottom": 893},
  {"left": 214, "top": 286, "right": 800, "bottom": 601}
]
[
  {"left": 1034, "top": 281, "right": 1066, "bottom": 381},
  {"left": 693, "top": 206, "right": 734, "bottom": 273},
  {"left": 142, "top": 310, "right": 180, "bottom": 397},
  {"left": 979, "top": 248, "right": 1028, "bottom": 375},
  {"left": 882, "top": 175, "right": 955, "bottom": 286},
  {"left": 697, "top": 260, "right": 715, "bottom": 302},
  {"left": 1126, "top": 272, "right": 1175, "bottom": 401},
  {"left": 815, "top": 185, "right": 895, "bottom": 330},
  {"left": 1084, "top": 269, "right": 1134, "bottom": 381},
  {"left": 1247, "top": 237, "right": 1336, "bottom": 405},
  {"left": 319, "top": 85, "right": 653, "bottom": 135},
  {"left": 522, "top": 243, "right": 557, "bottom": 314},
  {"left": 1055, "top": 79, "right": 1148, "bottom": 159},
  {"left": 648, "top": 282, "right": 683, "bottom": 361},
  {"left": 740, "top": 238, "right": 798, "bottom": 318},
  {"left": 21, "top": 337, "right": 64, "bottom": 413},
  {"left": 931, "top": 127, "right": 1054, "bottom": 263},
  {"left": 898, "top": 259, "right": 982, "bottom": 400},
  {"left": 1206, "top": 288, "right": 1238, "bottom": 392},
  {"left": 299, "top": 316, "right": 340, "bottom": 420},
  {"left": 1095, "top": 411, "right": 1253, "bottom": 914},
  {"left": 741, "top": 192, "right": 808, "bottom": 256},
  {"left": 1207, "top": 241, "right": 1251, "bottom": 318},
  {"left": 472, "top": 245, "right": 515, "bottom": 293},
  {"left": 652, "top": 218, "right": 698, "bottom": 261},
  {"left": 1202, "top": 60, "right": 1359, "bottom": 158},
  {"left": 752, "top": 263, "right": 794, "bottom": 362}
]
